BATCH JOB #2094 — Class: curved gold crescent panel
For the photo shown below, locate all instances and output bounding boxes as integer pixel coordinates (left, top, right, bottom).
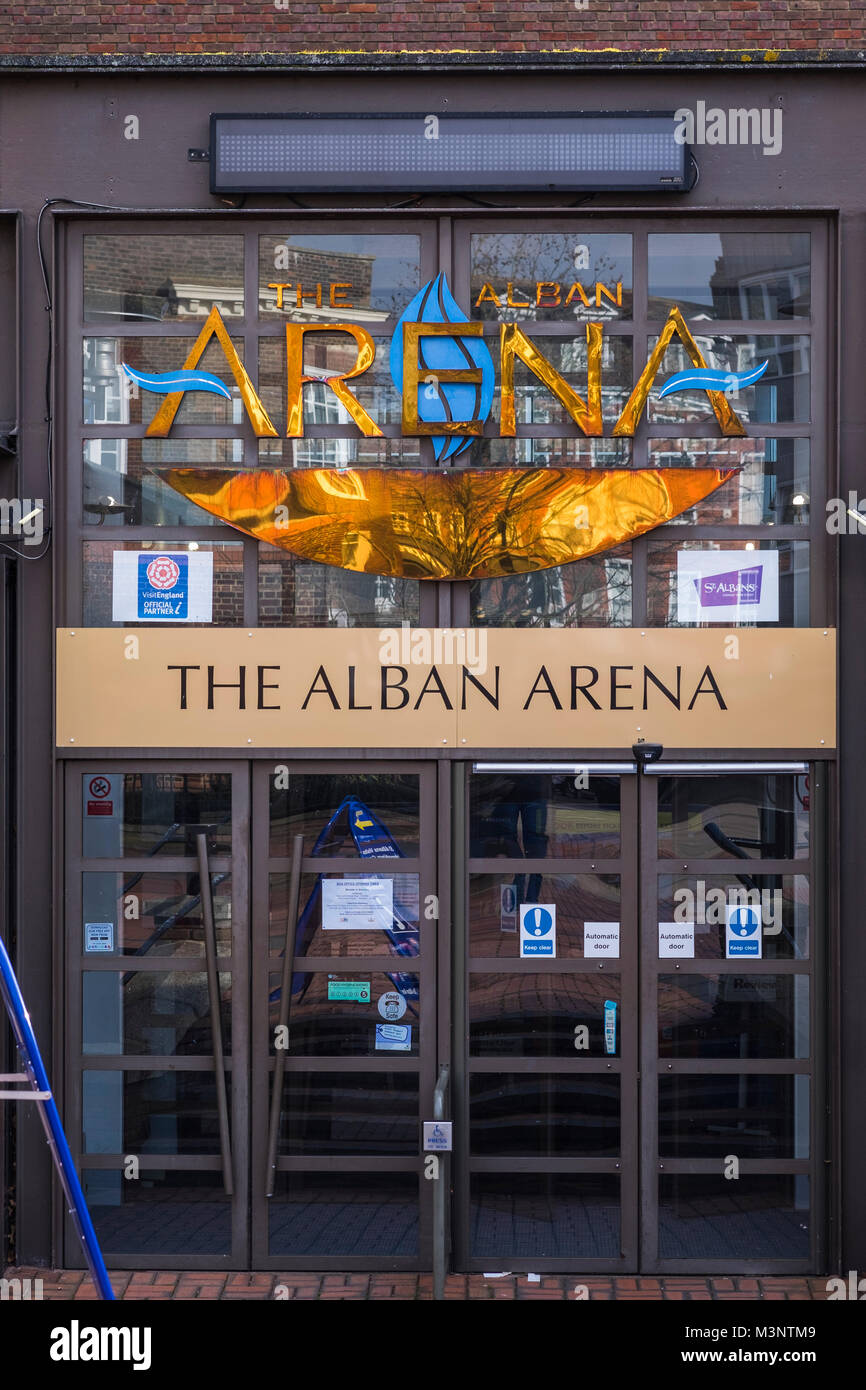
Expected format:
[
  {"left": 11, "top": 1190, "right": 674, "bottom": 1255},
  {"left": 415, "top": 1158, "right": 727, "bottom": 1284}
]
[{"left": 157, "top": 466, "right": 735, "bottom": 580}]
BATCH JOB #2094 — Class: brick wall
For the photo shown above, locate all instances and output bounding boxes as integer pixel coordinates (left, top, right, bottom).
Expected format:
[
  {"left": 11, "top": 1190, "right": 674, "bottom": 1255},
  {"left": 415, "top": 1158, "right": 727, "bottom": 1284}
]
[{"left": 0, "top": 1, "right": 859, "bottom": 59}]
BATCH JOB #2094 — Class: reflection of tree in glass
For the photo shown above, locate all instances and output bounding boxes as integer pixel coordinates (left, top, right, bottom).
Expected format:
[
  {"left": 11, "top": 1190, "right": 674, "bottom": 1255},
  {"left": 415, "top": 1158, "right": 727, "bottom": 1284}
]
[
  {"left": 469, "top": 234, "right": 631, "bottom": 318},
  {"left": 471, "top": 548, "right": 632, "bottom": 627}
]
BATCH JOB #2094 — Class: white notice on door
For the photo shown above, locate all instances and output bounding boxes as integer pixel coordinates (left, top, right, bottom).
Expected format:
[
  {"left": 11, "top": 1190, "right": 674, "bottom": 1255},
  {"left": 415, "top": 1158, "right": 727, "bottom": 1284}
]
[
  {"left": 322, "top": 876, "right": 394, "bottom": 930},
  {"left": 85, "top": 922, "right": 114, "bottom": 953},
  {"left": 658, "top": 922, "right": 695, "bottom": 958},
  {"left": 583, "top": 922, "right": 620, "bottom": 958}
]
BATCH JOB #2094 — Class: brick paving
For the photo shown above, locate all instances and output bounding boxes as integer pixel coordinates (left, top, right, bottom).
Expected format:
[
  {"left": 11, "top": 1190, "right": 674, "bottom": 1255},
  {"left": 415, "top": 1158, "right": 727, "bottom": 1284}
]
[{"left": 2, "top": 1266, "right": 831, "bottom": 1300}]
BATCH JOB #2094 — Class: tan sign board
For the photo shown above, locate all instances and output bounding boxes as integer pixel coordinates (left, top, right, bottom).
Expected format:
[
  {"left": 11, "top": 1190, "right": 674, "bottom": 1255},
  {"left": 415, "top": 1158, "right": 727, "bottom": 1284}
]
[{"left": 56, "top": 627, "right": 836, "bottom": 750}]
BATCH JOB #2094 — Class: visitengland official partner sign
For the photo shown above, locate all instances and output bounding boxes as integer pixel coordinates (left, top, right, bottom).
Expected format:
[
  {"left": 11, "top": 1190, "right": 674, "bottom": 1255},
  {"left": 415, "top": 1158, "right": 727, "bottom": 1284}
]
[{"left": 56, "top": 628, "right": 836, "bottom": 751}]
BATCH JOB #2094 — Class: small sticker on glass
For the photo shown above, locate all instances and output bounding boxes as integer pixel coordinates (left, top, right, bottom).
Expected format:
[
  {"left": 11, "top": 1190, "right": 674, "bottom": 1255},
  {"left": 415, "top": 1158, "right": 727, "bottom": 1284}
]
[{"left": 85, "top": 922, "right": 114, "bottom": 953}]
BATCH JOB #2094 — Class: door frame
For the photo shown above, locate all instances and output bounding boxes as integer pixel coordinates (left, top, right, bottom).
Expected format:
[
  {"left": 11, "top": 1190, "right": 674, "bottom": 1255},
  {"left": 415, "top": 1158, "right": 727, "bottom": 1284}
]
[
  {"left": 249, "top": 757, "right": 442, "bottom": 1270},
  {"left": 638, "top": 761, "right": 822, "bottom": 1275},
  {"left": 452, "top": 757, "right": 824, "bottom": 1275},
  {"left": 61, "top": 758, "right": 251, "bottom": 1271},
  {"left": 453, "top": 760, "right": 640, "bottom": 1272}
]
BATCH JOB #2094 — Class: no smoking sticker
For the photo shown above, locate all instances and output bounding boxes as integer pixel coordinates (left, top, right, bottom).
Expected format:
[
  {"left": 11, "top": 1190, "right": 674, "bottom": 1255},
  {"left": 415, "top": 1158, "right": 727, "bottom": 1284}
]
[{"left": 87, "top": 775, "right": 113, "bottom": 816}]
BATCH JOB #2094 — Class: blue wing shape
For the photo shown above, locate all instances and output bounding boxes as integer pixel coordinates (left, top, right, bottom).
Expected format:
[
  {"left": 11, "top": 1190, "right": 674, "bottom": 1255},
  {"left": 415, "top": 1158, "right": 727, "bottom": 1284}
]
[
  {"left": 390, "top": 273, "right": 494, "bottom": 461},
  {"left": 658, "top": 360, "right": 769, "bottom": 399},
  {"left": 121, "top": 365, "right": 233, "bottom": 400}
]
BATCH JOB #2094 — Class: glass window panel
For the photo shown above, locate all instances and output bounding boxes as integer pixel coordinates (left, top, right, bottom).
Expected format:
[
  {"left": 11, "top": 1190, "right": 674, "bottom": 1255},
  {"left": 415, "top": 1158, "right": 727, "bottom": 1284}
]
[
  {"left": 657, "top": 775, "right": 809, "bottom": 860},
  {"left": 470, "top": 772, "right": 621, "bottom": 858},
  {"left": 258, "top": 436, "right": 421, "bottom": 470},
  {"left": 470, "top": 974, "right": 621, "bottom": 1058},
  {"left": 269, "top": 772, "right": 419, "bottom": 858},
  {"left": 658, "top": 1174, "right": 809, "bottom": 1259},
  {"left": 82, "top": 539, "right": 244, "bottom": 626},
  {"left": 81, "top": 772, "right": 232, "bottom": 859},
  {"left": 659, "top": 1075, "right": 810, "bottom": 1160},
  {"left": 647, "top": 334, "right": 810, "bottom": 425},
  {"left": 657, "top": 875, "right": 809, "bottom": 962},
  {"left": 83, "top": 337, "right": 246, "bottom": 428},
  {"left": 81, "top": 871, "right": 233, "bottom": 957},
  {"left": 647, "top": 439, "right": 810, "bottom": 526},
  {"left": 647, "top": 539, "right": 809, "bottom": 627},
  {"left": 270, "top": 872, "right": 420, "bottom": 960},
  {"left": 259, "top": 334, "right": 401, "bottom": 433},
  {"left": 659, "top": 974, "right": 809, "bottom": 1058},
  {"left": 84, "top": 439, "right": 242, "bottom": 527},
  {"left": 83, "top": 1169, "right": 231, "bottom": 1255},
  {"left": 470, "top": 232, "right": 633, "bottom": 321},
  {"left": 472, "top": 437, "right": 632, "bottom": 468},
  {"left": 470, "top": 546, "right": 632, "bottom": 627},
  {"left": 469, "top": 875, "right": 621, "bottom": 960},
  {"left": 82, "top": 1070, "right": 225, "bottom": 1154},
  {"left": 470, "top": 1074, "right": 620, "bottom": 1156},
  {"left": 258, "top": 234, "right": 421, "bottom": 322},
  {"left": 268, "top": 972, "right": 419, "bottom": 1057},
  {"left": 269, "top": 1171, "right": 418, "bottom": 1257},
  {"left": 258, "top": 547, "right": 420, "bottom": 628},
  {"left": 470, "top": 1173, "right": 620, "bottom": 1258},
  {"left": 276, "top": 1072, "right": 418, "bottom": 1155},
  {"left": 648, "top": 233, "right": 810, "bottom": 321},
  {"left": 84, "top": 235, "right": 245, "bottom": 323},
  {"left": 83, "top": 971, "right": 232, "bottom": 1056},
  {"left": 490, "top": 336, "right": 632, "bottom": 428}
]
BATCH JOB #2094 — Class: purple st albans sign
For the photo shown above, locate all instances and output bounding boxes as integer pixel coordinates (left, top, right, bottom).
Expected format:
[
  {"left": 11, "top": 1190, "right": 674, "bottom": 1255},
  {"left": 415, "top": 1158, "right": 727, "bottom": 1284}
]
[{"left": 694, "top": 563, "right": 763, "bottom": 608}]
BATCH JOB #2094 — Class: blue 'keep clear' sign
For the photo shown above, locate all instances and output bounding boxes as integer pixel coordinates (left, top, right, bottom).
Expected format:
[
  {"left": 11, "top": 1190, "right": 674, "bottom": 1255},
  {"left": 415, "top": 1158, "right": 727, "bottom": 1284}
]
[
  {"left": 725, "top": 903, "right": 762, "bottom": 958},
  {"left": 520, "top": 903, "right": 556, "bottom": 958}
]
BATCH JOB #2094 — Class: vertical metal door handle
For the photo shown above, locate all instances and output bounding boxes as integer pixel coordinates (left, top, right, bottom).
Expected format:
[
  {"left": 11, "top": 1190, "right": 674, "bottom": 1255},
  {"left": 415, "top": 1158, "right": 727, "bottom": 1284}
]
[
  {"left": 265, "top": 832, "right": 304, "bottom": 1198},
  {"left": 432, "top": 1064, "right": 450, "bottom": 1302},
  {"left": 196, "top": 831, "right": 234, "bottom": 1197}
]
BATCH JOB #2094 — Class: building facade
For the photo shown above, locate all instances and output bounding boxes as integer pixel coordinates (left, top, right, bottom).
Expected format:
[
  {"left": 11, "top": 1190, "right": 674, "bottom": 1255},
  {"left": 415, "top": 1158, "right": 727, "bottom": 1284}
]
[{"left": 0, "top": 29, "right": 864, "bottom": 1278}]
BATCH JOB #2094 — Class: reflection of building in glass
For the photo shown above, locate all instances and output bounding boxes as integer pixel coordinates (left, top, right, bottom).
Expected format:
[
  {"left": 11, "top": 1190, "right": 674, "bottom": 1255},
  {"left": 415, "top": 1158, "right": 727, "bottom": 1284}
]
[
  {"left": 471, "top": 547, "right": 632, "bottom": 627},
  {"left": 710, "top": 236, "right": 810, "bottom": 320},
  {"left": 84, "top": 236, "right": 245, "bottom": 321}
]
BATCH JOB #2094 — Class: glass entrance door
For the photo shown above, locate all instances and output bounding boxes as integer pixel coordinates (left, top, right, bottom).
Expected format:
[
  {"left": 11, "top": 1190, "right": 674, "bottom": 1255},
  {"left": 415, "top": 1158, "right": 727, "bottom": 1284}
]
[
  {"left": 458, "top": 762, "right": 639, "bottom": 1271},
  {"left": 458, "top": 761, "right": 821, "bottom": 1274},
  {"left": 65, "top": 761, "right": 250, "bottom": 1267},
  {"left": 249, "top": 761, "right": 440, "bottom": 1270},
  {"left": 65, "top": 757, "right": 820, "bottom": 1273},
  {"left": 643, "top": 765, "right": 817, "bottom": 1273},
  {"left": 66, "top": 759, "right": 440, "bottom": 1272}
]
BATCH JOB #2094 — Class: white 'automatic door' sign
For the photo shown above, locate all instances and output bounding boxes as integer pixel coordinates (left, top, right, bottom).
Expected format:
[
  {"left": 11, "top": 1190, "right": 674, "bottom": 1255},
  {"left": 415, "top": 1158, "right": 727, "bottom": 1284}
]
[{"left": 520, "top": 903, "right": 556, "bottom": 958}]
